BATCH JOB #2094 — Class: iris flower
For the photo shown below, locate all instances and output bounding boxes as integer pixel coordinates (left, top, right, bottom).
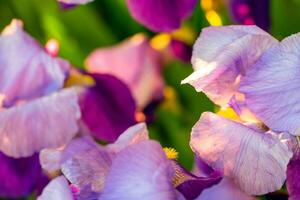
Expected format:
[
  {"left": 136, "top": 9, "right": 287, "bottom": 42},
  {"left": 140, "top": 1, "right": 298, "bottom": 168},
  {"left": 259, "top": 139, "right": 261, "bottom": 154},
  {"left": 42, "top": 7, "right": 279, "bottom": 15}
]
[
  {"left": 57, "top": 0, "right": 197, "bottom": 32},
  {"left": 39, "top": 123, "right": 222, "bottom": 200},
  {"left": 0, "top": 19, "right": 137, "bottom": 197},
  {"left": 0, "top": 19, "right": 80, "bottom": 158},
  {"left": 183, "top": 25, "right": 300, "bottom": 197}
]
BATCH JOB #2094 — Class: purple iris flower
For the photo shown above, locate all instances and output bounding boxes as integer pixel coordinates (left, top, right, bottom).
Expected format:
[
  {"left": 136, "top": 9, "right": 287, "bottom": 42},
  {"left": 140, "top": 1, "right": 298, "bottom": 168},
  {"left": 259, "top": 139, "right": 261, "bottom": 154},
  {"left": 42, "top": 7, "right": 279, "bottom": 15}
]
[
  {"left": 0, "top": 19, "right": 80, "bottom": 198},
  {"left": 0, "top": 19, "right": 81, "bottom": 158},
  {"left": 126, "top": 0, "right": 197, "bottom": 32},
  {"left": 39, "top": 123, "right": 221, "bottom": 199},
  {"left": 182, "top": 25, "right": 300, "bottom": 197},
  {"left": 229, "top": 0, "right": 270, "bottom": 31},
  {"left": 57, "top": 0, "right": 197, "bottom": 32}
]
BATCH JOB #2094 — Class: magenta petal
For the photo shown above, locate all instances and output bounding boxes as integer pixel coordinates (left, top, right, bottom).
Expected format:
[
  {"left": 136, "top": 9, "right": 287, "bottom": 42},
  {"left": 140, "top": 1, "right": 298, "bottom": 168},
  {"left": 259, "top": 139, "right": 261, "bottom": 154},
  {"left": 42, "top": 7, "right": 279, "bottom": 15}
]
[
  {"left": 0, "top": 88, "right": 80, "bottom": 158},
  {"left": 240, "top": 33, "right": 300, "bottom": 135},
  {"left": 182, "top": 25, "right": 277, "bottom": 107},
  {"left": 99, "top": 140, "right": 177, "bottom": 200},
  {"left": 0, "top": 153, "right": 43, "bottom": 198},
  {"left": 0, "top": 19, "right": 69, "bottom": 106},
  {"left": 286, "top": 156, "right": 300, "bottom": 200},
  {"left": 126, "top": 0, "right": 197, "bottom": 32},
  {"left": 79, "top": 74, "right": 136, "bottom": 142},
  {"left": 86, "top": 35, "right": 164, "bottom": 108},
  {"left": 190, "top": 112, "right": 292, "bottom": 195}
]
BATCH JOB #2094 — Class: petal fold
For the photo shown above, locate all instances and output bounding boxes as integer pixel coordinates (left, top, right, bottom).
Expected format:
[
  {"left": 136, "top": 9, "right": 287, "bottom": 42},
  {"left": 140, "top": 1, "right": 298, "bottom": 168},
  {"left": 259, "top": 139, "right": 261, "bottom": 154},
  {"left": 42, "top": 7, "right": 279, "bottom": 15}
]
[
  {"left": 182, "top": 25, "right": 277, "bottom": 107},
  {"left": 190, "top": 112, "right": 292, "bottom": 195}
]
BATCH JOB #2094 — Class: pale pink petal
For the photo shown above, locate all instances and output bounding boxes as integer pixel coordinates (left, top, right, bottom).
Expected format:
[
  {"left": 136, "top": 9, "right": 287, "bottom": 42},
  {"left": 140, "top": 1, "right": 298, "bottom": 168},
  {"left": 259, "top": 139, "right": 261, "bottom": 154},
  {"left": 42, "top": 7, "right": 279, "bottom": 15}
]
[
  {"left": 0, "top": 88, "right": 80, "bottom": 158},
  {"left": 0, "top": 19, "right": 69, "bottom": 106},
  {"left": 196, "top": 178, "right": 254, "bottom": 200},
  {"left": 37, "top": 176, "right": 73, "bottom": 200},
  {"left": 86, "top": 34, "right": 164, "bottom": 108},
  {"left": 240, "top": 33, "right": 300, "bottom": 135},
  {"left": 190, "top": 112, "right": 292, "bottom": 195},
  {"left": 182, "top": 25, "right": 277, "bottom": 107},
  {"left": 99, "top": 140, "right": 177, "bottom": 200}
]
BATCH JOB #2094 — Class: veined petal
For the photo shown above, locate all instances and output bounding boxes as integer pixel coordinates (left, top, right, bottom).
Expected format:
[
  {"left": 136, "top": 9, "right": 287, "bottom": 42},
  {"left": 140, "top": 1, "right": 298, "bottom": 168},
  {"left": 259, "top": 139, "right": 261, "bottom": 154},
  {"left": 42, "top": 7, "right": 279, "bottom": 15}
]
[
  {"left": 0, "top": 88, "right": 80, "bottom": 158},
  {"left": 37, "top": 176, "right": 73, "bottom": 200},
  {"left": 79, "top": 74, "right": 136, "bottom": 142},
  {"left": 40, "top": 136, "right": 99, "bottom": 174},
  {"left": 126, "top": 0, "right": 197, "bottom": 32},
  {"left": 190, "top": 112, "right": 292, "bottom": 195},
  {"left": 61, "top": 144, "right": 112, "bottom": 192},
  {"left": 99, "top": 140, "right": 177, "bottom": 200},
  {"left": 0, "top": 19, "right": 69, "bottom": 106},
  {"left": 86, "top": 34, "right": 164, "bottom": 108},
  {"left": 196, "top": 178, "right": 254, "bottom": 200},
  {"left": 240, "top": 33, "right": 300, "bottom": 135},
  {"left": 182, "top": 25, "right": 277, "bottom": 107}
]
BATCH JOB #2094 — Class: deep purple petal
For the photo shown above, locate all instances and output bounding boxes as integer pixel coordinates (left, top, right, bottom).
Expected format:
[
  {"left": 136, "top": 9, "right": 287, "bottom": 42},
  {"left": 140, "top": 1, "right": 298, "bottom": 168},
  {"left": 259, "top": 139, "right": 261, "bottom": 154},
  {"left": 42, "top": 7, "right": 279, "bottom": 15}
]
[
  {"left": 173, "top": 161, "right": 222, "bottom": 200},
  {"left": 287, "top": 156, "right": 300, "bottom": 200},
  {"left": 86, "top": 34, "right": 164, "bottom": 108},
  {"left": 0, "top": 88, "right": 80, "bottom": 158},
  {"left": 190, "top": 112, "right": 292, "bottom": 195},
  {"left": 126, "top": 0, "right": 197, "bottom": 32},
  {"left": 0, "top": 19, "right": 69, "bottom": 106},
  {"left": 182, "top": 25, "right": 277, "bottom": 107},
  {"left": 0, "top": 153, "right": 42, "bottom": 198},
  {"left": 79, "top": 74, "right": 137, "bottom": 142},
  {"left": 230, "top": 0, "right": 270, "bottom": 31},
  {"left": 240, "top": 33, "right": 300, "bottom": 136},
  {"left": 99, "top": 140, "right": 177, "bottom": 200}
]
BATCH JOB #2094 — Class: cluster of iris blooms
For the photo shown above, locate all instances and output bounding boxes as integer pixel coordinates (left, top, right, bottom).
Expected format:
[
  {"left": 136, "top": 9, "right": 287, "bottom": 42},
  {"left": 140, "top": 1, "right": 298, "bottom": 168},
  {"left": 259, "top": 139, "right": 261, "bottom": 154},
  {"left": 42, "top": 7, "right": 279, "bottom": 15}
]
[{"left": 4, "top": 0, "right": 300, "bottom": 200}]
